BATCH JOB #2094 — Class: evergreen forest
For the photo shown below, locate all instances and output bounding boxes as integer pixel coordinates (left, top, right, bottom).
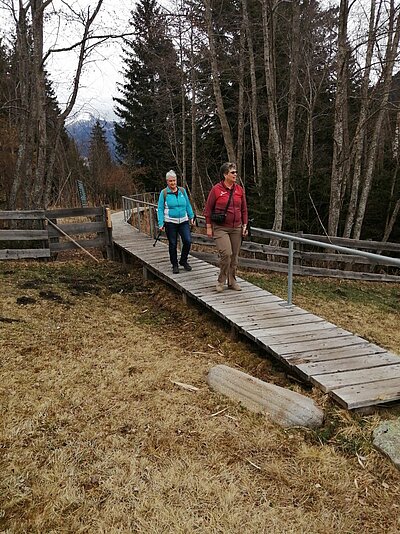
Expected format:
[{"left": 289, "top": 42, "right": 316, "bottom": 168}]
[{"left": 1, "top": 0, "right": 399, "bottom": 241}]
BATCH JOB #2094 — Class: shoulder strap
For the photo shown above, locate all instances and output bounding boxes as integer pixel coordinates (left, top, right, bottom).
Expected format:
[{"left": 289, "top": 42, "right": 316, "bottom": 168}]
[{"left": 224, "top": 186, "right": 234, "bottom": 215}]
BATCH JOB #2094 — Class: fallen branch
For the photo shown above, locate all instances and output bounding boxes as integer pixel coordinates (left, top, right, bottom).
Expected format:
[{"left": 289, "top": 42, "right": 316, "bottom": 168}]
[{"left": 170, "top": 380, "right": 199, "bottom": 392}]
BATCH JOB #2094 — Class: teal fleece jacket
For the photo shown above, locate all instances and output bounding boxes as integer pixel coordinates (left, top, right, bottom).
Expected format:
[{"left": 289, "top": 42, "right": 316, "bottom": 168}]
[{"left": 157, "top": 187, "right": 194, "bottom": 227}]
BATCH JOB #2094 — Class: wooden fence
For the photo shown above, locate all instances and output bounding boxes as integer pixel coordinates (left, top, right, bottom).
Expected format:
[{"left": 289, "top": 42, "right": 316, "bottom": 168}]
[
  {"left": 0, "top": 206, "right": 113, "bottom": 261},
  {"left": 122, "top": 195, "right": 400, "bottom": 283}
]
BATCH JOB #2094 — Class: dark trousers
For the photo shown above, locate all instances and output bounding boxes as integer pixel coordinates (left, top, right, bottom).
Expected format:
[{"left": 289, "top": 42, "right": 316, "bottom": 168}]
[{"left": 165, "top": 221, "right": 191, "bottom": 266}]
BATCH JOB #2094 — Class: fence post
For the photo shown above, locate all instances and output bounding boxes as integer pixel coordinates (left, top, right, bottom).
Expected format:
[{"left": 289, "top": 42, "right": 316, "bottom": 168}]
[
  {"left": 104, "top": 206, "right": 114, "bottom": 260},
  {"left": 287, "top": 240, "right": 294, "bottom": 305},
  {"left": 136, "top": 200, "right": 141, "bottom": 231}
]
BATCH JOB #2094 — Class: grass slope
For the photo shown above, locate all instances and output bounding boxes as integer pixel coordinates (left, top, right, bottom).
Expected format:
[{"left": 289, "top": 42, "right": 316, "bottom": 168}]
[{"left": 1, "top": 260, "right": 399, "bottom": 533}]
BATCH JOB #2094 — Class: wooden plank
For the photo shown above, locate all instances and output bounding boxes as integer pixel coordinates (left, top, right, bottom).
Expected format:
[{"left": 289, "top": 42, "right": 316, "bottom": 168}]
[
  {"left": 0, "top": 229, "right": 48, "bottom": 241},
  {"left": 179, "top": 279, "right": 219, "bottom": 291},
  {"left": 311, "top": 363, "right": 400, "bottom": 393},
  {"left": 189, "top": 285, "right": 265, "bottom": 299},
  {"left": 0, "top": 248, "right": 50, "bottom": 259},
  {"left": 231, "top": 313, "right": 324, "bottom": 329},
  {"left": 215, "top": 294, "right": 284, "bottom": 309},
  {"left": 266, "top": 335, "right": 367, "bottom": 357},
  {"left": 45, "top": 207, "right": 103, "bottom": 218},
  {"left": 286, "top": 344, "right": 387, "bottom": 364},
  {"left": 330, "top": 378, "right": 400, "bottom": 409},
  {"left": 245, "top": 319, "right": 337, "bottom": 336},
  {"left": 49, "top": 237, "right": 105, "bottom": 252},
  {"left": 231, "top": 306, "right": 309, "bottom": 323},
  {"left": 47, "top": 221, "right": 104, "bottom": 236},
  {"left": 189, "top": 288, "right": 280, "bottom": 304},
  {"left": 198, "top": 287, "right": 270, "bottom": 302},
  {"left": 296, "top": 352, "right": 400, "bottom": 378},
  {"left": 259, "top": 327, "right": 353, "bottom": 346},
  {"left": 0, "top": 210, "right": 45, "bottom": 220},
  {"left": 200, "top": 293, "right": 279, "bottom": 308}
]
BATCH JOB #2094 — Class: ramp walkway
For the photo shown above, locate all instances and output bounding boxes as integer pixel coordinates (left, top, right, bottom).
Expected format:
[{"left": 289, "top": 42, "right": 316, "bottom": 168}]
[{"left": 112, "top": 211, "right": 400, "bottom": 410}]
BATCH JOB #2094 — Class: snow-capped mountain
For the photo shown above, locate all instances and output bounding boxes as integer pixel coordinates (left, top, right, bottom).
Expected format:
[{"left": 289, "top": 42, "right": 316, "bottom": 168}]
[{"left": 66, "top": 116, "right": 117, "bottom": 161}]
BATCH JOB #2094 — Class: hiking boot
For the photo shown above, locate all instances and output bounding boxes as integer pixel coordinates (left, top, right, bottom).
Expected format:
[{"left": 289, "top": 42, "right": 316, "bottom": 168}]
[
  {"left": 228, "top": 282, "right": 241, "bottom": 291},
  {"left": 172, "top": 264, "right": 179, "bottom": 274},
  {"left": 216, "top": 282, "right": 224, "bottom": 293},
  {"left": 179, "top": 261, "right": 192, "bottom": 271}
]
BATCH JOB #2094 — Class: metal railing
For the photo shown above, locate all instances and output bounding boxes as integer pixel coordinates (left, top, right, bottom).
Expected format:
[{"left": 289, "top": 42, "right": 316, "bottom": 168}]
[{"left": 122, "top": 194, "right": 400, "bottom": 305}]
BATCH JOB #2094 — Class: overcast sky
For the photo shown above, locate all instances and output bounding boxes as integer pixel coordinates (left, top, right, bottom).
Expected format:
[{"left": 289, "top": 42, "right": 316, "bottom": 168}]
[
  {"left": 48, "top": 0, "right": 135, "bottom": 122},
  {"left": 1, "top": 0, "right": 137, "bottom": 122}
]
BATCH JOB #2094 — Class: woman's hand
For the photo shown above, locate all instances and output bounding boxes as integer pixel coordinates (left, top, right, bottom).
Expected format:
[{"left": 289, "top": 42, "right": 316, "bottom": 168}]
[
  {"left": 206, "top": 225, "right": 213, "bottom": 238},
  {"left": 242, "top": 225, "right": 248, "bottom": 237}
]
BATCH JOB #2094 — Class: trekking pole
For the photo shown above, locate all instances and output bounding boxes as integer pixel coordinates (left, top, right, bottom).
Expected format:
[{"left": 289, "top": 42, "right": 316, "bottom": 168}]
[{"left": 153, "top": 230, "right": 162, "bottom": 247}]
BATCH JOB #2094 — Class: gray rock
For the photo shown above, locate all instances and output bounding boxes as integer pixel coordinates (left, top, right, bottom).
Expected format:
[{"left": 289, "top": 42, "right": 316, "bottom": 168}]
[{"left": 373, "top": 419, "right": 400, "bottom": 470}]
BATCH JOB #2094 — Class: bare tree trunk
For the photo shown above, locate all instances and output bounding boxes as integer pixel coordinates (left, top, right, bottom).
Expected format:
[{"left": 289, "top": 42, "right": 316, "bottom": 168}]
[
  {"left": 236, "top": 19, "right": 246, "bottom": 179},
  {"left": 9, "top": 3, "right": 31, "bottom": 209},
  {"left": 204, "top": 0, "right": 235, "bottom": 162},
  {"left": 261, "top": 0, "right": 284, "bottom": 232},
  {"left": 282, "top": 0, "right": 301, "bottom": 205},
  {"left": 189, "top": 19, "right": 201, "bottom": 209},
  {"left": 353, "top": 2, "right": 400, "bottom": 239},
  {"left": 328, "top": 0, "right": 350, "bottom": 236},
  {"left": 242, "top": 0, "right": 262, "bottom": 186},
  {"left": 383, "top": 198, "right": 400, "bottom": 242},
  {"left": 343, "top": 0, "right": 379, "bottom": 238},
  {"left": 31, "top": 1, "right": 51, "bottom": 208},
  {"left": 181, "top": 69, "right": 187, "bottom": 189}
]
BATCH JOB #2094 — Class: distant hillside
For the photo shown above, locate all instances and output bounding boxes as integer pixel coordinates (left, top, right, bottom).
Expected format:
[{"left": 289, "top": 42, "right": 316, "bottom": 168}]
[{"left": 66, "top": 118, "right": 117, "bottom": 161}]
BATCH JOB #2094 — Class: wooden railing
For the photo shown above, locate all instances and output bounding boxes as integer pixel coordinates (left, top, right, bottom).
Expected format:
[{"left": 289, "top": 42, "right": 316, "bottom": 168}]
[
  {"left": 0, "top": 206, "right": 113, "bottom": 261},
  {"left": 122, "top": 194, "right": 400, "bottom": 290}
]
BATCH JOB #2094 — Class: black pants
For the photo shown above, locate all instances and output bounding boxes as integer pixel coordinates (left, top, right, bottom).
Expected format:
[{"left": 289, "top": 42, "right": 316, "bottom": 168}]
[{"left": 164, "top": 221, "right": 191, "bottom": 266}]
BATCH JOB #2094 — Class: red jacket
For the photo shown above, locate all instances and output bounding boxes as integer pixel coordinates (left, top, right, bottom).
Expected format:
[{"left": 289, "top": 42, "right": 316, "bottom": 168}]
[{"left": 204, "top": 181, "right": 248, "bottom": 228}]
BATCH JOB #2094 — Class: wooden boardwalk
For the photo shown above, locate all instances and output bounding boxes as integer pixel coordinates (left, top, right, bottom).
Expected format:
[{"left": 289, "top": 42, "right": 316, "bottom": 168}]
[{"left": 112, "top": 212, "right": 400, "bottom": 410}]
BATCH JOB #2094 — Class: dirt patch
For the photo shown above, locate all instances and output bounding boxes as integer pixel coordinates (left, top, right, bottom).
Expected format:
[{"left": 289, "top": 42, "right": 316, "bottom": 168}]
[{"left": 1, "top": 260, "right": 399, "bottom": 533}]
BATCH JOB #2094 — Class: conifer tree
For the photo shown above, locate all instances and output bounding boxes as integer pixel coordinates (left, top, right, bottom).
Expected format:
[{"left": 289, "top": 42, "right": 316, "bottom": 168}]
[
  {"left": 114, "top": 0, "right": 183, "bottom": 190},
  {"left": 88, "top": 120, "right": 112, "bottom": 204}
]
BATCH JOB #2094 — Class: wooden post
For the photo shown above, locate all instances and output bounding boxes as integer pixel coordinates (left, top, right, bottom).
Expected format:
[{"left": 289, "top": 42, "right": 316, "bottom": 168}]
[
  {"left": 143, "top": 266, "right": 155, "bottom": 280},
  {"left": 104, "top": 206, "right": 114, "bottom": 260},
  {"left": 230, "top": 325, "right": 238, "bottom": 340}
]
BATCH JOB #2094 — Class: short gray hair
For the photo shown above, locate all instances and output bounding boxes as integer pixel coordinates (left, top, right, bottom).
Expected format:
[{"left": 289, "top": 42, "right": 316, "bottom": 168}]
[
  {"left": 166, "top": 169, "right": 177, "bottom": 180},
  {"left": 220, "top": 162, "right": 236, "bottom": 179}
]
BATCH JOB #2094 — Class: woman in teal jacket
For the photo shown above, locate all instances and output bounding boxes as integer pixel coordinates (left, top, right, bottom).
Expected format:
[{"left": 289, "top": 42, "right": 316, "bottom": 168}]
[{"left": 157, "top": 170, "right": 195, "bottom": 274}]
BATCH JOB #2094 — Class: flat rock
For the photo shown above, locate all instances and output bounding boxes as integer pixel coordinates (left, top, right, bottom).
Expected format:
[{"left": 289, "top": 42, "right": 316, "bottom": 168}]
[
  {"left": 207, "top": 364, "right": 324, "bottom": 429},
  {"left": 373, "top": 419, "right": 400, "bottom": 470}
]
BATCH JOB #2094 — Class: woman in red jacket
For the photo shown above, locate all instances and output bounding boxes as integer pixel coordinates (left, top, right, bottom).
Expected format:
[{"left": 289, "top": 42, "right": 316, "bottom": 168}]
[{"left": 204, "top": 162, "right": 248, "bottom": 292}]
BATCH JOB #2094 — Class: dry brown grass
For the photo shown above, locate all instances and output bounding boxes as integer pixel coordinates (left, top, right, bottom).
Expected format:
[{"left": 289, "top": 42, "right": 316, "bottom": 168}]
[{"left": 1, "top": 260, "right": 400, "bottom": 534}]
